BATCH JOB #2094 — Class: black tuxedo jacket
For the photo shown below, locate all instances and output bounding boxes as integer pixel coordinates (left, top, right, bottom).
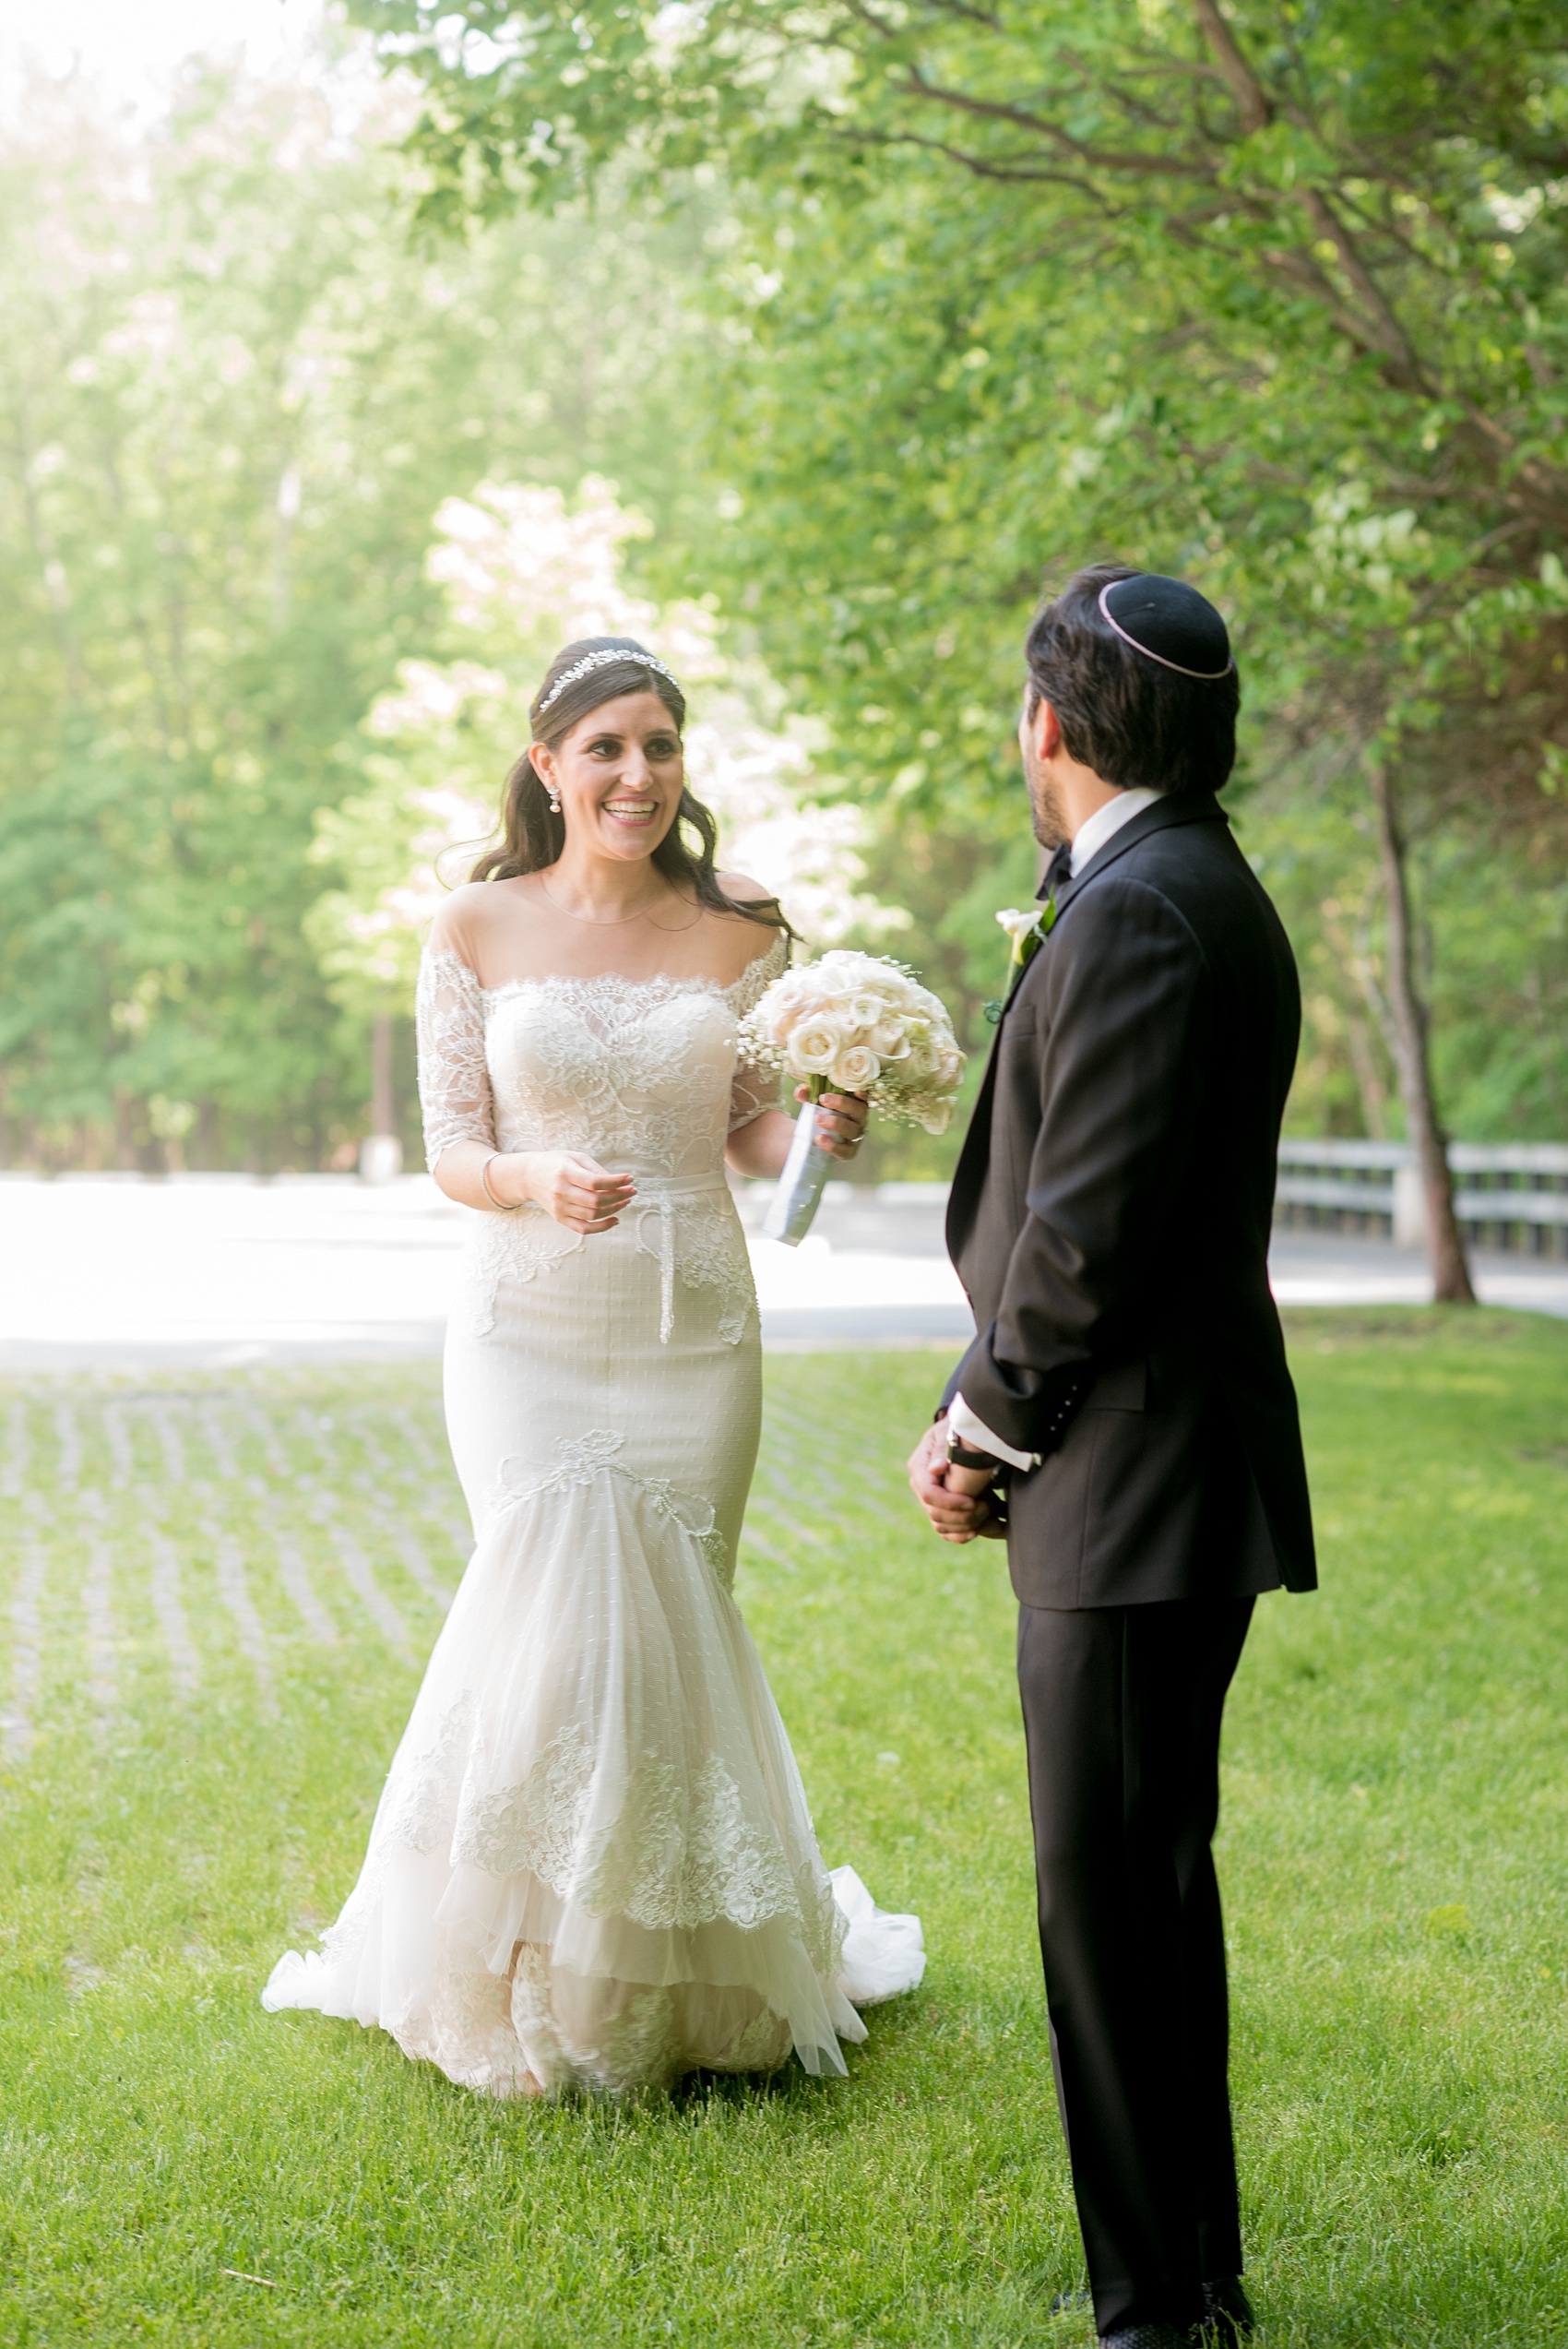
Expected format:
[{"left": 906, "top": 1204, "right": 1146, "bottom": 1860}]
[{"left": 944, "top": 791, "right": 1316, "bottom": 1608}]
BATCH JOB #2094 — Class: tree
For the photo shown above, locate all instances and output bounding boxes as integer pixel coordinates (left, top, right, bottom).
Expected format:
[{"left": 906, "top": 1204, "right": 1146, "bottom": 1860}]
[
  {"left": 354, "top": 0, "right": 1568, "bottom": 1294},
  {"left": 310, "top": 474, "right": 908, "bottom": 1046},
  {"left": 0, "top": 64, "right": 721, "bottom": 1168}
]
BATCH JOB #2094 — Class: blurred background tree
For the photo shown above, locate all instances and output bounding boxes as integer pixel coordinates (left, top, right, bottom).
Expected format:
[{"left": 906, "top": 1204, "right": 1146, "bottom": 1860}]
[
  {"left": 4, "top": 5, "right": 1566, "bottom": 1221},
  {"left": 357, "top": 0, "right": 1568, "bottom": 1282},
  {"left": 307, "top": 472, "right": 908, "bottom": 1149},
  {"left": 0, "top": 58, "right": 715, "bottom": 1170}
]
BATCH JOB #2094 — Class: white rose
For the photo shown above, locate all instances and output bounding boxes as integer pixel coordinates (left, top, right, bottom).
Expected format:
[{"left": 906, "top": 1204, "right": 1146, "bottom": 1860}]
[
  {"left": 774, "top": 992, "right": 829, "bottom": 1037},
  {"left": 831, "top": 1043, "right": 880, "bottom": 1091},
  {"left": 870, "top": 1017, "right": 909, "bottom": 1057},
  {"left": 790, "top": 1021, "right": 842, "bottom": 1075}
]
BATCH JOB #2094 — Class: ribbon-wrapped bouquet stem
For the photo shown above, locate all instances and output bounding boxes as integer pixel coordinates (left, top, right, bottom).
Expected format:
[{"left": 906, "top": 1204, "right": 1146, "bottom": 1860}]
[{"left": 741, "top": 950, "right": 967, "bottom": 1245}]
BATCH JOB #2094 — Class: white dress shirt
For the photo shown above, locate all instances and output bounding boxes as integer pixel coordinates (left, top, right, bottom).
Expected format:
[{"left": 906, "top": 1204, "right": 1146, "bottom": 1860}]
[
  {"left": 947, "top": 786, "right": 1161, "bottom": 1471},
  {"left": 1065, "top": 785, "right": 1160, "bottom": 877}
]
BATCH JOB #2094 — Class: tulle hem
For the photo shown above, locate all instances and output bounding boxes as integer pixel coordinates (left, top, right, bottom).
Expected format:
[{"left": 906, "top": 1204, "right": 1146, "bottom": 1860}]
[
  {"left": 261, "top": 1441, "right": 925, "bottom": 2097},
  {"left": 263, "top": 1864, "right": 921, "bottom": 2098}
]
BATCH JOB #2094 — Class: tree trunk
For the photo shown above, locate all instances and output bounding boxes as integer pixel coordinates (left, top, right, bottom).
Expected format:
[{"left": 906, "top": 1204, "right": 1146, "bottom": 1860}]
[
  {"left": 1367, "top": 760, "right": 1476, "bottom": 1303},
  {"left": 1343, "top": 1006, "right": 1388, "bottom": 1140},
  {"left": 371, "top": 1012, "right": 395, "bottom": 1137}
]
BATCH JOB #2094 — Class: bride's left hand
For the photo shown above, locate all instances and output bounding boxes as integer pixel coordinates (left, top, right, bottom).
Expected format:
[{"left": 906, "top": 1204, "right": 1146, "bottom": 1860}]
[{"left": 800, "top": 1086, "right": 867, "bottom": 1161}]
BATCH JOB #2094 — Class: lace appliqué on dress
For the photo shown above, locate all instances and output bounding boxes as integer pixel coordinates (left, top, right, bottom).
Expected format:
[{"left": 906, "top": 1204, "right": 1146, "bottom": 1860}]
[
  {"left": 491, "top": 1429, "right": 731, "bottom": 1580},
  {"left": 415, "top": 937, "right": 783, "bottom": 1346},
  {"left": 451, "top": 1722, "right": 803, "bottom": 1938},
  {"left": 379, "top": 1697, "right": 470, "bottom": 1857},
  {"left": 474, "top": 937, "right": 787, "bottom": 1176},
  {"left": 726, "top": 937, "right": 787, "bottom": 1135},
  {"left": 633, "top": 1190, "right": 754, "bottom": 1348},
  {"left": 417, "top": 950, "right": 497, "bottom": 1165},
  {"left": 362, "top": 1431, "right": 829, "bottom": 1959},
  {"left": 462, "top": 1209, "right": 584, "bottom": 1339}
]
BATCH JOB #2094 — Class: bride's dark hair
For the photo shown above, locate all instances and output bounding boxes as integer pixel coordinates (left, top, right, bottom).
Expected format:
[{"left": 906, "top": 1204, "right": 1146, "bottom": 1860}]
[{"left": 470, "top": 635, "right": 791, "bottom": 934}]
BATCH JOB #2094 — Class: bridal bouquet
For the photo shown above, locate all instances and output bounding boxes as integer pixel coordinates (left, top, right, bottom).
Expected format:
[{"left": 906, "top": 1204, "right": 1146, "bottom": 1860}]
[{"left": 741, "top": 951, "right": 966, "bottom": 1245}]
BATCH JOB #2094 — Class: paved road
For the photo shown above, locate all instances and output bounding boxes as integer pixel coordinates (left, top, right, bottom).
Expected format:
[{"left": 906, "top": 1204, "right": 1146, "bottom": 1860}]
[{"left": 1, "top": 1172, "right": 1562, "bottom": 1370}]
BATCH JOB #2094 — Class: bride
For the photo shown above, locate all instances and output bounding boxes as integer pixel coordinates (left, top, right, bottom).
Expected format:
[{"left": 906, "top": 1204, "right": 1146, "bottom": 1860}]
[{"left": 264, "top": 635, "right": 924, "bottom": 2096}]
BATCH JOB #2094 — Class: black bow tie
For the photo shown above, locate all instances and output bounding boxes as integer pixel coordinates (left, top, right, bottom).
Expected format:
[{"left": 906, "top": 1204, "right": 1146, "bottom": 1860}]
[{"left": 1037, "top": 842, "right": 1073, "bottom": 904}]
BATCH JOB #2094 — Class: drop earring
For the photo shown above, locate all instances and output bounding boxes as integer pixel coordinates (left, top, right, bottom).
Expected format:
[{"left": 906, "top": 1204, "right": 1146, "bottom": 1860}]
[{"left": 548, "top": 788, "right": 562, "bottom": 815}]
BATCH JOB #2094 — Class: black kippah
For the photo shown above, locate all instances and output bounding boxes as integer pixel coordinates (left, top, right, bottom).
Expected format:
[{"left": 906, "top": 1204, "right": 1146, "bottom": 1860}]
[{"left": 1098, "top": 575, "right": 1232, "bottom": 681}]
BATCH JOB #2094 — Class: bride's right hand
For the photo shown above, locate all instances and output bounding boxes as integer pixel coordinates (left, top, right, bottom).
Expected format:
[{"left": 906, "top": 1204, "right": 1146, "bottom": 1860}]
[{"left": 498, "top": 1151, "right": 636, "bottom": 1234}]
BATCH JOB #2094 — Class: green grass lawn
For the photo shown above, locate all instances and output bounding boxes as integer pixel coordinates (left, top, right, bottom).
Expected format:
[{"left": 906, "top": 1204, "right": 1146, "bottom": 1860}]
[{"left": 3, "top": 1312, "right": 1567, "bottom": 2346}]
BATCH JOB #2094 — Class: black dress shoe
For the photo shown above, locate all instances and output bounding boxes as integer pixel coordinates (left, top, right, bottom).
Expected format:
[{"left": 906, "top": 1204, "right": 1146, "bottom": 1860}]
[
  {"left": 1199, "top": 2276, "right": 1255, "bottom": 2338},
  {"left": 1098, "top": 2329, "right": 1194, "bottom": 2348}
]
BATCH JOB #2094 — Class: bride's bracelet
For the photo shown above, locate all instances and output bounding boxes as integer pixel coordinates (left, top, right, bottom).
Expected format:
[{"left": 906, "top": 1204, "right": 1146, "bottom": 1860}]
[{"left": 480, "top": 1152, "right": 519, "bottom": 1211}]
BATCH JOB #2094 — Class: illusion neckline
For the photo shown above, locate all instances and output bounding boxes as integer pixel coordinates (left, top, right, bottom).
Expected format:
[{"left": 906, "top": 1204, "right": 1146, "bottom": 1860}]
[{"left": 424, "top": 936, "right": 787, "bottom": 1009}]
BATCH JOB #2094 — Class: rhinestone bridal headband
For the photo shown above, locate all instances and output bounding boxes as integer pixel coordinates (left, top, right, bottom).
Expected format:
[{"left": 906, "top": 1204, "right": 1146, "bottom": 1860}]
[{"left": 536, "top": 645, "right": 683, "bottom": 715}]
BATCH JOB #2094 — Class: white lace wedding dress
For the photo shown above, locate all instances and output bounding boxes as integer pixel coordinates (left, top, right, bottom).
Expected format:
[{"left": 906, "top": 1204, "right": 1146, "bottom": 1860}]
[{"left": 262, "top": 934, "right": 924, "bottom": 2096}]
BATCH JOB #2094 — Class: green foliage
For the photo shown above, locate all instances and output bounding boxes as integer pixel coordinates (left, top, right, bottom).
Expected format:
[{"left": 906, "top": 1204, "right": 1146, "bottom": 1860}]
[
  {"left": 1253, "top": 774, "right": 1568, "bottom": 1139},
  {"left": 305, "top": 662, "right": 520, "bottom": 1018},
  {"left": 0, "top": 73, "right": 715, "bottom": 1167},
  {"left": 359, "top": 0, "right": 1568, "bottom": 1138},
  {"left": 6, "top": 1320, "right": 1568, "bottom": 2340}
]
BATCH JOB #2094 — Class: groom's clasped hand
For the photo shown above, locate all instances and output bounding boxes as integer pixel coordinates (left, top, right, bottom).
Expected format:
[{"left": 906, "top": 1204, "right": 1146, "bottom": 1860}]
[{"left": 906, "top": 1423, "right": 1003, "bottom": 1543}]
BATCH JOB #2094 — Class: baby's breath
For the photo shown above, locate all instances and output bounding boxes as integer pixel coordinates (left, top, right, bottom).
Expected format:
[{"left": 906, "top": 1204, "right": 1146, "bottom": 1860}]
[{"left": 741, "top": 950, "right": 966, "bottom": 1135}]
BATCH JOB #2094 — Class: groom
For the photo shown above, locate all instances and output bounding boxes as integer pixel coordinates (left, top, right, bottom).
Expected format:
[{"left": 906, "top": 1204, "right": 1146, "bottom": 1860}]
[{"left": 909, "top": 566, "right": 1315, "bottom": 2348}]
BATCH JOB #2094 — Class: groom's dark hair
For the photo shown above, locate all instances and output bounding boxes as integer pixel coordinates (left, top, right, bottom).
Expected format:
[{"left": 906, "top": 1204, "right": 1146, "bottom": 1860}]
[{"left": 1025, "top": 563, "right": 1240, "bottom": 796}]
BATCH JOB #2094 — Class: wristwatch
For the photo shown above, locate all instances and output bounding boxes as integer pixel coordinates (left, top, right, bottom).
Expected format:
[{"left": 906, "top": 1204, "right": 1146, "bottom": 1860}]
[{"left": 945, "top": 1433, "right": 999, "bottom": 1473}]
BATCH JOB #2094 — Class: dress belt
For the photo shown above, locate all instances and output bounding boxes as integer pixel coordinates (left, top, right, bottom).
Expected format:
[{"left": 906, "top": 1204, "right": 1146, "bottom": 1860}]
[{"left": 632, "top": 1171, "right": 731, "bottom": 1345}]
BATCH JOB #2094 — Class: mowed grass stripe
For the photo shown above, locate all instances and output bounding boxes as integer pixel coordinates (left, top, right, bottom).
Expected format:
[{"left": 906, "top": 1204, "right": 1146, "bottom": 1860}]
[
  {"left": 1, "top": 1528, "right": 47, "bottom": 1760},
  {"left": 0, "top": 1385, "right": 464, "bottom": 1705},
  {"left": 205, "top": 1517, "right": 279, "bottom": 1719}
]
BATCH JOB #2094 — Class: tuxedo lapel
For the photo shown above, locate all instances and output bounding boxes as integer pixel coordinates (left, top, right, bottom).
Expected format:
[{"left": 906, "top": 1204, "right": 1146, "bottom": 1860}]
[
  {"left": 1004, "top": 840, "right": 1073, "bottom": 1008},
  {"left": 946, "top": 796, "right": 1225, "bottom": 1269},
  {"left": 1048, "top": 791, "right": 1225, "bottom": 924},
  {"left": 948, "top": 845, "right": 1067, "bottom": 1259},
  {"left": 946, "top": 1035, "right": 1001, "bottom": 1263}
]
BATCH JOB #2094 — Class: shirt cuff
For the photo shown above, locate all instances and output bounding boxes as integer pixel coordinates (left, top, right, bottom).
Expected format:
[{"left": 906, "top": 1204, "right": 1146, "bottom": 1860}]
[{"left": 949, "top": 1392, "right": 1040, "bottom": 1474}]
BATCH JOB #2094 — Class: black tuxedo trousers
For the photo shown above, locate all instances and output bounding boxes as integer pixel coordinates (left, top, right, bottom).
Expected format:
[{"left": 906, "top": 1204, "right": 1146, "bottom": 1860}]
[{"left": 1017, "top": 1594, "right": 1253, "bottom": 2338}]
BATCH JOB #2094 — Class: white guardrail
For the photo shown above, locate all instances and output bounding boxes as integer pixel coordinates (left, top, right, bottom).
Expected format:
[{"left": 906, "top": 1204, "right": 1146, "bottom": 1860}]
[{"left": 1276, "top": 1139, "right": 1568, "bottom": 1256}]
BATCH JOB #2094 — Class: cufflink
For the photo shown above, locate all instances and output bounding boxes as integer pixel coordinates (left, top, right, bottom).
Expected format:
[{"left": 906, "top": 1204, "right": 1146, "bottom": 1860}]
[{"left": 946, "top": 1435, "right": 998, "bottom": 1473}]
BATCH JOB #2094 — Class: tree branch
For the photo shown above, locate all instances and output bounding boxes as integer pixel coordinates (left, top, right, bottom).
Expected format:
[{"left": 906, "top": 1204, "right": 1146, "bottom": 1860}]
[
  {"left": 914, "top": 0, "right": 1006, "bottom": 27},
  {"left": 832, "top": 121, "right": 1107, "bottom": 193},
  {"left": 900, "top": 66, "right": 1210, "bottom": 177},
  {"left": 1259, "top": 243, "right": 1401, "bottom": 361},
  {"left": 1192, "top": 0, "right": 1271, "bottom": 133},
  {"left": 1300, "top": 188, "right": 1428, "bottom": 390}
]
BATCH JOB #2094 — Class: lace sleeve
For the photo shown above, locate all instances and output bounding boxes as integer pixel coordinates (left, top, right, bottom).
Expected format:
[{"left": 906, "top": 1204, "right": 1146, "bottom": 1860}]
[
  {"left": 728, "top": 933, "right": 789, "bottom": 1134},
  {"left": 417, "top": 948, "right": 496, "bottom": 1168}
]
